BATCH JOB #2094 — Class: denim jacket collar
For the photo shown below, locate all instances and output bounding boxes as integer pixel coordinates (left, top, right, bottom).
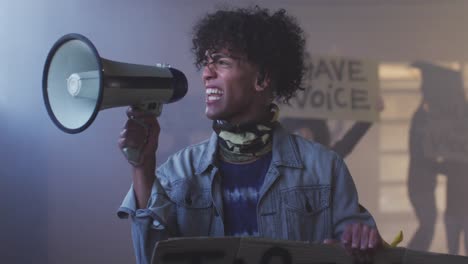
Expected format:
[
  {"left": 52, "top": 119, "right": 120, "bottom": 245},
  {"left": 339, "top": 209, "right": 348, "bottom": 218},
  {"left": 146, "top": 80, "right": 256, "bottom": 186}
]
[
  {"left": 195, "top": 132, "right": 219, "bottom": 175},
  {"left": 270, "top": 123, "right": 303, "bottom": 169},
  {"left": 195, "top": 123, "right": 303, "bottom": 175}
]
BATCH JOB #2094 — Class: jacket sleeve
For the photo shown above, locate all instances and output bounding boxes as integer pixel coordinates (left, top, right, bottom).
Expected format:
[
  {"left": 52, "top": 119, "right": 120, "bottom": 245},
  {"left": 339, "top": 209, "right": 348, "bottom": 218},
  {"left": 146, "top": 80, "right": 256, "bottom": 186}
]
[
  {"left": 330, "top": 154, "right": 377, "bottom": 239},
  {"left": 117, "top": 166, "right": 177, "bottom": 264},
  {"left": 331, "top": 122, "right": 372, "bottom": 158}
]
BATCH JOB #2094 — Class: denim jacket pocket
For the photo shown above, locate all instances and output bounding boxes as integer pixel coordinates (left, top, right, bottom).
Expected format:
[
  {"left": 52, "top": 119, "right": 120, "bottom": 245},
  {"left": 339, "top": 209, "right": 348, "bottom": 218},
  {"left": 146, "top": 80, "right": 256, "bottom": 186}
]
[
  {"left": 280, "top": 185, "right": 330, "bottom": 241},
  {"left": 171, "top": 180, "right": 213, "bottom": 236}
]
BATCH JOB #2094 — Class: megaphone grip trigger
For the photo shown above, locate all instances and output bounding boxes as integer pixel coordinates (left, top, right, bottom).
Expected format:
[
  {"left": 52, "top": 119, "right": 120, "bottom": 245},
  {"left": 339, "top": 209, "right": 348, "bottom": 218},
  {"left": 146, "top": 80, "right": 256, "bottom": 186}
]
[{"left": 122, "top": 147, "right": 143, "bottom": 166}]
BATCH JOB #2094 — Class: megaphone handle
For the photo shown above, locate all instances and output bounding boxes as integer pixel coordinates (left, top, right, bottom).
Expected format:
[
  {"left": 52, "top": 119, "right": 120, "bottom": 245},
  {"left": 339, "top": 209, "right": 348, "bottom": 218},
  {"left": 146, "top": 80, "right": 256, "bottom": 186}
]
[{"left": 122, "top": 103, "right": 162, "bottom": 165}]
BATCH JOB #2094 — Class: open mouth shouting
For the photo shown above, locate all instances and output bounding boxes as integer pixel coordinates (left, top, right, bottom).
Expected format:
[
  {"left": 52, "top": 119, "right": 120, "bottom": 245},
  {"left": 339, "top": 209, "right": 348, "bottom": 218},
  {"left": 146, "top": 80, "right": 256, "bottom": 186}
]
[{"left": 206, "top": 87, "right": 224, "bottom": 103}]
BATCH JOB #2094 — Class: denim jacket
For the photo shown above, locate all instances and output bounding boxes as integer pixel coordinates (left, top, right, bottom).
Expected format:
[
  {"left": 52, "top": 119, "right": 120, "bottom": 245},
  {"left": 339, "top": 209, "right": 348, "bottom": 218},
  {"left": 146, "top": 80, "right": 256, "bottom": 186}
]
[{"left": 118, "top": 124, "right": 376, "bottom": 264}]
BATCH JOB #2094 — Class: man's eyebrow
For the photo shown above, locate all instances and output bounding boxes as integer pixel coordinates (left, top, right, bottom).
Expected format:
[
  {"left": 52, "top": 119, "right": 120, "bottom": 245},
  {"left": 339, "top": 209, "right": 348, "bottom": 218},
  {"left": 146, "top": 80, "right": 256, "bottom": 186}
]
[{"left": 208, "top": 53, "right": 231, "bottom": 59}]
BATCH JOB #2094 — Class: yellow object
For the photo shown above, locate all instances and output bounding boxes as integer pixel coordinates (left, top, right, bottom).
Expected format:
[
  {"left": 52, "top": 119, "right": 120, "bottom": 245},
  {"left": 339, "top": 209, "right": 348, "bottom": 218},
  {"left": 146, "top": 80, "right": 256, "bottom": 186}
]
[
  {"left": 390, "top": 230, "right": 404, "bottom": 247},
  {"left": 384, "top": 230, "right": 404, "bottom": 248}
]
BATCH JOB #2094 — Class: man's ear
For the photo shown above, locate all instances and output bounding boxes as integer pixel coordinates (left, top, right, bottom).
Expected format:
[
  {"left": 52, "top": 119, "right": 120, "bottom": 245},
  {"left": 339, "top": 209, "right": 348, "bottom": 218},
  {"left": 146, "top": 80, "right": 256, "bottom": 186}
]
[{"left": 255, "top": 71, "right": 271, "bottom": 92}]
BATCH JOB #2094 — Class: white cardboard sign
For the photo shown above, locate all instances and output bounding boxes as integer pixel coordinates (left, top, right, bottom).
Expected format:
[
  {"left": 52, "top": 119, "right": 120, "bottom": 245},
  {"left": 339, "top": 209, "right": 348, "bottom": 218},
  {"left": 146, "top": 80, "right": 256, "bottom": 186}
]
[{"left": 279, "top": 55, "right": 380, "bottom": 122}]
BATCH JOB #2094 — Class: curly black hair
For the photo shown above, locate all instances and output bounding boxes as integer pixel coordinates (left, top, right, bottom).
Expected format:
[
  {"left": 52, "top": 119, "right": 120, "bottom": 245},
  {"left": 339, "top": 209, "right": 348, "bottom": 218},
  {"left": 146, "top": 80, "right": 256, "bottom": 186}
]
[{"left": 191, "top": 6, "right": 306, "bottom": 103}]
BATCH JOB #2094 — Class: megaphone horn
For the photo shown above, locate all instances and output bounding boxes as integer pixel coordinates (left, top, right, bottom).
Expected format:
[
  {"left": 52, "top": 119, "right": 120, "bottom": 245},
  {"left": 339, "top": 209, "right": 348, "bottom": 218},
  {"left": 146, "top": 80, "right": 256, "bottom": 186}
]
[{"left": 42, "top": 33, "right": 188, "bottom": 134}]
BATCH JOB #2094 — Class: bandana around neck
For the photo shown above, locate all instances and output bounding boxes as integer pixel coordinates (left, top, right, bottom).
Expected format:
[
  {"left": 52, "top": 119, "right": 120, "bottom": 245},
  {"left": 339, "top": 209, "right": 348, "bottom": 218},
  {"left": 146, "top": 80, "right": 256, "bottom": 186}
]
[{"left": 213, "top": 104, "right": 279, "bottom": 163}]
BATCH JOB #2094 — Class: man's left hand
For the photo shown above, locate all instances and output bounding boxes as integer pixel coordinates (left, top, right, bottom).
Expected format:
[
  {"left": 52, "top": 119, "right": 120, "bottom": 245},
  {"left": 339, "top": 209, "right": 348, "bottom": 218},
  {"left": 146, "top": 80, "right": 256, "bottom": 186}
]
[{"left": 324, "top": 223, "right": 382, "bottom": 263}]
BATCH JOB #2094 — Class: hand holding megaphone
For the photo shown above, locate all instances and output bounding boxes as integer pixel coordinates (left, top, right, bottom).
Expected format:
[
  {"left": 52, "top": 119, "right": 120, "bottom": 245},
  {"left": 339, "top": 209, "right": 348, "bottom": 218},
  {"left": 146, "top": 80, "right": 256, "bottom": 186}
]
[
  {"left": 119, "top": 101, "right": 162, "bottom": 165},
  {"left": 118, "top": 106, "right": 160, "bottom": 167},
  {"left": 43, "top": 33, "right": 188, "bottom": 164}
]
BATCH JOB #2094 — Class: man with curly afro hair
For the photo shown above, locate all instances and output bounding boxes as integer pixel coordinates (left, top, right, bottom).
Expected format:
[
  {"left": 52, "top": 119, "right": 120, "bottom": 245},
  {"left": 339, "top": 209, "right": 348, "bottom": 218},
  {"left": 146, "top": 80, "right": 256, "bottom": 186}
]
[{"left": 118, "top": 6, "right": 382, "bottom": 264}]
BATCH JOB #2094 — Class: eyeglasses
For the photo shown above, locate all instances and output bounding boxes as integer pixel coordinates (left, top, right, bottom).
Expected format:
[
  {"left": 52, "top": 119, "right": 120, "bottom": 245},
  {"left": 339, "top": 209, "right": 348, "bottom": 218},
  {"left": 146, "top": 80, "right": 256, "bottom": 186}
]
[{"left": 201, "top": 53, "right": 242, "bottom": 70}]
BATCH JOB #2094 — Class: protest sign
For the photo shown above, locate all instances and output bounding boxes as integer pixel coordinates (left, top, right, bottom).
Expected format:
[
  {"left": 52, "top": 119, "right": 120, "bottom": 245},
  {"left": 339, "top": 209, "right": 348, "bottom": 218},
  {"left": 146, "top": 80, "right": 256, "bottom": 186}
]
[
  {"left": 279, "top": 54, "right": 380, "bottom": 122},
  {"left": 152, "top": 237, "right": 468, "bottom": 264}
]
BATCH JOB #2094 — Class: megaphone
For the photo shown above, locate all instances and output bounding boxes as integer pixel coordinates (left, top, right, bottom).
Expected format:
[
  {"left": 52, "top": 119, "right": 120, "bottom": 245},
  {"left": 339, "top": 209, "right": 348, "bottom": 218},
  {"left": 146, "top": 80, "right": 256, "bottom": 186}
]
[
  {"left": 43, "top": 33, "right": 188, "bottom": 164},
  {"left": 42, "top": 33, "right": 188, "bottom": 134}
]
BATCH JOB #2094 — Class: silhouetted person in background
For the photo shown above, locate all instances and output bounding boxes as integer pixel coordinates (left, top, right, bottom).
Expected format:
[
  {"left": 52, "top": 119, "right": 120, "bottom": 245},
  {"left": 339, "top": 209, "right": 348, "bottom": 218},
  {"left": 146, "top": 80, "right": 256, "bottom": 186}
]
[{"left": 408, "top": 62, "right": 468, "bottom": 255}]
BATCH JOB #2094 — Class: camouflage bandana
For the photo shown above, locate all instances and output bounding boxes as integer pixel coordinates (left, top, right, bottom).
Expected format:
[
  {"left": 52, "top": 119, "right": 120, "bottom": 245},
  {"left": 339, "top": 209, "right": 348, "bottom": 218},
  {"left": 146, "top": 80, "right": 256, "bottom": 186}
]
[{"left": 213, "top": 104, "right": 279, "bottom": 163}]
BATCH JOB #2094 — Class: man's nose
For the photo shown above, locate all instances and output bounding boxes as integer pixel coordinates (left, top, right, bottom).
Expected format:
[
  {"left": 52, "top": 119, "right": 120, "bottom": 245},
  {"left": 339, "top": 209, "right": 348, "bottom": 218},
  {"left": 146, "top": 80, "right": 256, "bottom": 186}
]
[{"left": 202, "top": 64, "right": 216, "bottom": 81}]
